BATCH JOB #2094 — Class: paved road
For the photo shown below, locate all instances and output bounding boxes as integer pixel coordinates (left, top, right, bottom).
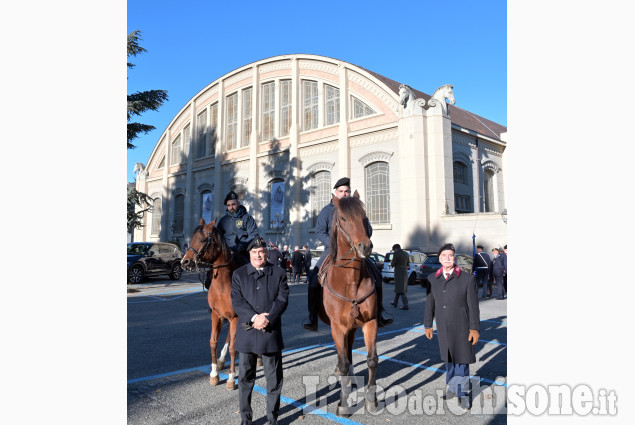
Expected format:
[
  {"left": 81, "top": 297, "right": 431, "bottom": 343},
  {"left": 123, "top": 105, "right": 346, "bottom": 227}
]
[{"left": 128, "top": 273, "right": 507, "bottom": 424}]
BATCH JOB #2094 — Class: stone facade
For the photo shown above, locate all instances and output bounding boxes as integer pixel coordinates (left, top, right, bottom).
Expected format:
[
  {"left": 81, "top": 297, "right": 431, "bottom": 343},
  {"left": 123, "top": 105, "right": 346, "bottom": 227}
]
[{"left": 133, "top": 54, "right": 507, "bottom": 254}]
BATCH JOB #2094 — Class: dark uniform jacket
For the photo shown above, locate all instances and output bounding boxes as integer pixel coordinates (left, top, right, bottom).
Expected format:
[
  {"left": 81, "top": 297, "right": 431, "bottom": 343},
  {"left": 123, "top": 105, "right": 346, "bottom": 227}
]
[
  {"left": 314, "top": 200, "right": 373, "bottom": 266},
  {"left": 424, "top": 265, "right": 480, "bottom": 364},
  {"left": 216, "top": 205, "right": 259, "bottom": 253},
  {"left": 231, "top": 262, "right": 289, "bottom": 354},
  {"left": 473, "top": 251, "right": 491, "bottom": 271},
  {"left": 267, "top": 248, "right": 283, "bottom": 268},
  {"left": 391, "top": 249, "right": 410, "bottom": 294},
  {"left": 291, "top": 250, "right": 305, "bottom": 272},
  {"left": 490, "top": 254, "right": 507, "bottom": 277}
]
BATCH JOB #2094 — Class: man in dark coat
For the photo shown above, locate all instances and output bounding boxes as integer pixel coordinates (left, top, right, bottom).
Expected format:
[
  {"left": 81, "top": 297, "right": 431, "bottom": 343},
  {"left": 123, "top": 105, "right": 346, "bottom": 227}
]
[
  {"left": 267, "top": 243, "right": 283, "bottom": 269},
  {"left": 303, "top": 177, "right": 392, "bottom": 331},
  {"left": 290, "top": 246, "right": 305, "bottom": 285},
  {"left": 303, "top": 245, "right": 312, "bottom": 279},
  {"left": 390, "top": 244, "right": 409, "bottom": 310},
  {"left": 473, "top": 245, "right": 492, "bottom": 298},
  {"left": 424, "top": 243, "right": 480, "bottom": 410},
  {"left": 490, "top": 247, "right": 507, "bottom": 300},
  {"left": 231, "top": 236, "right": 289, "bottom": 425},
  {"left": 502, "top": 244, "right": 508, "bottom": 294}
]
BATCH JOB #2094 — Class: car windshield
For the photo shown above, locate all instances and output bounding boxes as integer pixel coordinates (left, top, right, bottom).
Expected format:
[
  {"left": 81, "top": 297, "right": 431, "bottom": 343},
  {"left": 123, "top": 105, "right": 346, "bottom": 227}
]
[
  {"left": 424, "top": 256, "right": 441, "bottom": 265},
  {"left": 128, "top": 244, "right": 150, "bottom": 255}
]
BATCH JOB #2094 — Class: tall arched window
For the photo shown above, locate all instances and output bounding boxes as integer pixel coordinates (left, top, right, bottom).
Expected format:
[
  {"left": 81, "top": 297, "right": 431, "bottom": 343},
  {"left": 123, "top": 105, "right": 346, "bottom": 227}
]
[
  {"left": 268, "top": 178, "right": 285, "bottom": 229},
  {"left": 151, "top": 197, "right": 162, "bottom": 235},
  {"left": 311, "top": 171, "right": 331, "bottom": 227},
  {"left": 174, "top": 194, "right": 184, "bottom": 234},
  {"left": 484, "top": 170, "right": 495, "bottom": 212},
  {"left": 453, "top": 161, "right": 467, "bottom": 184},
  {"left": 365, "top": 162, "right": 390, "bottom": 224}
]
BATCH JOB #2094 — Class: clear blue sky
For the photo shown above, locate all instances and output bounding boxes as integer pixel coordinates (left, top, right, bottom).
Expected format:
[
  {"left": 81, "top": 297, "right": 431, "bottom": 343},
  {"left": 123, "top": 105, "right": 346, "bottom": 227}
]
[{"left": 127, "top": 0, "right": 506, "bottom": 182}]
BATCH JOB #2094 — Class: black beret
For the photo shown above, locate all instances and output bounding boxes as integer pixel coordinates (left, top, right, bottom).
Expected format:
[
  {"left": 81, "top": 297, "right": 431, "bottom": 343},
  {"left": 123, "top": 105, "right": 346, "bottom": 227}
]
[
  {"left": 333, "top": 177, "right": 350, "bottom": 189},
  {"left": 476, "top": 245, "right": 484, "bottom": 249},
  {"left": 438, "top": 243, "right": 455, "bottom": 257},
  {"left": 247, "top": 235, "right": 267, "bottom": 251},
  {"left": 224, "top": 191, "right": 238, "bottom": 205}
]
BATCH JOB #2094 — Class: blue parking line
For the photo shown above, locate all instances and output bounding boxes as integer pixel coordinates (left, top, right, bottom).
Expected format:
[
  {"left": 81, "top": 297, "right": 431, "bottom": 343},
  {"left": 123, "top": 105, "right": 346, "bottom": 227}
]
[
  {"left": 408, "top": 328, "right": 507, "bottom": 346},
  {"left": 127, "top": 288, "right": 203, "bottom": 304}
]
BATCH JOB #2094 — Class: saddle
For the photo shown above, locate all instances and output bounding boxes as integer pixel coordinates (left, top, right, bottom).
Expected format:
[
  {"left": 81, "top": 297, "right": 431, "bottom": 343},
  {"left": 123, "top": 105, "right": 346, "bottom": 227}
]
[{"left": 317, "top": 256, "right": 332, "bottom": 286}]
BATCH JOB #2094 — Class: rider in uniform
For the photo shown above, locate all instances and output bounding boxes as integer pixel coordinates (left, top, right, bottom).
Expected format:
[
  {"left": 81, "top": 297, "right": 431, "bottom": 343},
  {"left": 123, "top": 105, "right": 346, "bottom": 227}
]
[
  {"left": 303, "top": 177, "right": 393, "bottom": 331},
  {"left": 205, "top": 191, "right": 259, "bottom": 288}
]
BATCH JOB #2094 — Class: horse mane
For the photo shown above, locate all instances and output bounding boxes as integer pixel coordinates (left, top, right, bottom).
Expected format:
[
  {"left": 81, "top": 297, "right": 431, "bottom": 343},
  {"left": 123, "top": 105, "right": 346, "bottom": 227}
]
[
  {"left": 329, "top": 196, "right": 366, "bottom": 262},
  {"left": 193, "top": 223, "right": 230, "bottom": 262}
]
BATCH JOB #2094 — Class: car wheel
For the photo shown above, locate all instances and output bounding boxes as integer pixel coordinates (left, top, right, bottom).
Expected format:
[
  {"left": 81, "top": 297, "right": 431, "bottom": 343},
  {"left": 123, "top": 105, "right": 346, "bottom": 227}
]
[
  {"left": 408, "top": 272, "right": 416, "bottom": 286},
  {"left": 128, "top": 265, "right": 144, "bottom": 284},
  {"left": 169, "top": 263, "right": 182, "bottom": 280}
]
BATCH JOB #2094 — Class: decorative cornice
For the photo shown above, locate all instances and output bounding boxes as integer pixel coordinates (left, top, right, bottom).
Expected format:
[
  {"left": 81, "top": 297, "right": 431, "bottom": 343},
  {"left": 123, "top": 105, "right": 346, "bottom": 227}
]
[
  {"left": 172, "top": 188, "right": 186, "bottom": 196},
  {"left": 482, "top": 159, "right": 501, "bottom": 173},
  {"left": 452, "top": 131, "right": 477, "bottom": 149},
  {"left": 194, "top": 168, "right": 214, "bottom": 179},
  {"left": 224, "top": 69, "right": 253, "bottom": 88},
  {"left": 259, "top": 61, "right": 291, "bottom": 74},
  {"left": 196, "top": 84, "right": 219, "bottom": 104},
  {"left": 197, "top": 183, "right": 214, "bottom": 192},
  {"left": 306, "top": 161, "right": 335, "bottom": 174},
  {"left": 222, "top": 161, "right": 250, "bottom": 175},
  {"left": 299, "top": 141, "right": 338, "bottom": 158},
  {"left": 480, "top": 139, "right": 504, "bottom": 156},
  {"left": 265, "top": 169, "right": 288, "bottom": 180},
  {"left": 169, "top": 174, "right": 186, "bottom": 184},
  {"left": 228, "top": 176, "right": 248, "bottom": 187},
  {"left": 171, "top": 111, "right": 191, "bottom": 133},
  {"left": 349, "top": 129, "right": 398, "bottom": 148},
  {"left": 349, "top": 72, "right": 399, "bottom": 111},
  {"left": 358, "top": 151, "right": 394, "bottom": 166},
  {"left": 299, "top": 60, "right": 338, "bottom": 75}
]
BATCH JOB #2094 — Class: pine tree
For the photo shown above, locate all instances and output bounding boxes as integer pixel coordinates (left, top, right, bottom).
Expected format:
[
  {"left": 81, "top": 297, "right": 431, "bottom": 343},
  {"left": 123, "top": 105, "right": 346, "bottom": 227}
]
[{"left": 127, "top": 30, "right": 168, "bottom": 149}]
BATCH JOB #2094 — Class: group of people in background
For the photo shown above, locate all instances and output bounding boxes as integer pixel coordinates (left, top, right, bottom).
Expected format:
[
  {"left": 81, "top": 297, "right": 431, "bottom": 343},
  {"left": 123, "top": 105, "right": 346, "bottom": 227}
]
[
  {"left": 472, "top": 244, "right": 507, "bottom": 299},
  {"left": 265, "top": 244, "right": 312, "bottom": 285}
]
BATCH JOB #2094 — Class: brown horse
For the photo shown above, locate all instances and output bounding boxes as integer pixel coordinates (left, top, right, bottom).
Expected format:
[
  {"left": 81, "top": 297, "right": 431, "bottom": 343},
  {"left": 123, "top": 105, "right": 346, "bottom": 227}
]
[
  {"left": 181, "top": 218, "right": 238, "bottom": 390},
  {"left": 317, "top": 191, "right": 379, "bottom": 416}
]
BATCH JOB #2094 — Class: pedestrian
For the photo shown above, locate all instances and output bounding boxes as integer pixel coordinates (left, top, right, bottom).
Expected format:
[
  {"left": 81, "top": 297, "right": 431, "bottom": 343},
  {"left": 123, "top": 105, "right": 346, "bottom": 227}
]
[
  {"left": 231, "top": 236, "right": 290, "bottom": 425},
  {"left": 424, "top": 243, "right": 480, "bottom": 411},
  {"left": 291, "top": 246, "right": 305, "bottom": 285},
  {"left": 281, "top": 245, "right": 290, "bottom": 273},
  {"left": 303, "top": 176, "right": 392, "bottom": 331},
  {"left": 473, "top": 245, "right": 492, "bottom": 299},
  {"left": 389, "top": 244, "right": 409, "bottom": 310},
  {"left": 267, "top": 243, "right": 283, "bottom": 269},
  {"left": 490, "top": 247, "right": 507, "bottom": 299},
  {"left": 502, "top": 244, "right": 507, "bottom": 294},
  {"left": 303, "top": 245, "right": 312, "bottom": 280}
]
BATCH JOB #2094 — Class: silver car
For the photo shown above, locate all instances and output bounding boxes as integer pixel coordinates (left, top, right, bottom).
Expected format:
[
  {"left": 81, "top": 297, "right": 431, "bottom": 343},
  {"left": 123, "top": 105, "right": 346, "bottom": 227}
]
[{"left": 382, "top": 250, "right": 428, "bottom": 284}]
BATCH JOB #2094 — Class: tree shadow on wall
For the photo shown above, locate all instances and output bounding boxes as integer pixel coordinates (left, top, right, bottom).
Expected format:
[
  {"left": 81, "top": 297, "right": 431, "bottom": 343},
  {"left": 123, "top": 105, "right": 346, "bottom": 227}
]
[{"left": 403, "top": 224, "right": 476, "bottom": 255}]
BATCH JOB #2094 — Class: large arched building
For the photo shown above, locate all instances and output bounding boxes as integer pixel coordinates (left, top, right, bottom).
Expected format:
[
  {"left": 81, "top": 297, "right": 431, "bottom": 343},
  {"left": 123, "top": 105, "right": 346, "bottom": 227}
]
[{"left": 133, "top": 54, "right": 507, "bottom": 254}]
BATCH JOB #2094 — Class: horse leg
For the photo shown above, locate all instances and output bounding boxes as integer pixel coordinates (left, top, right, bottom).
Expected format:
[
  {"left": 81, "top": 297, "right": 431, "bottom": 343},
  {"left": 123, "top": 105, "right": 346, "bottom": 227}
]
[
  {"left": 330, "top": 324, "right": 352, "bottom": 417},
  {"left": 362, "top": 319, "right": 379, "bottom": 413},
  {"left": 225, "top": 317, "right": 238, "bottom": 390},
  {"left": 347, "top": 328, "right": 356, "bottom": 377},
  {"left": 216, "top": 330, "right": 230, "bottom": 371},
  {"left": 209, "top": 312, "right": 223, "bottom": 386}
]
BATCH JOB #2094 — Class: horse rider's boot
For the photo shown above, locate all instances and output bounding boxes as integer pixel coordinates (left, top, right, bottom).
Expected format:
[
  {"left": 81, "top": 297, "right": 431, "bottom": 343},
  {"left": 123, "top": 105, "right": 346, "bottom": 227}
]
[
  {"left": 303, "top": 272, "right": 320, "bottom": 332},
  {"left": 373, "top": 272, "right": 393, "bottom": 327},
  {"left": 204, "top": 269, "right": 212, "bottom": 290}
]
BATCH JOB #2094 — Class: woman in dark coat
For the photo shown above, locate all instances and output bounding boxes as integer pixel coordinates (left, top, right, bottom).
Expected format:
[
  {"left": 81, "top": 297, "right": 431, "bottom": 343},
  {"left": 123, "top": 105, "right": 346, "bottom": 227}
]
[
  {"left": 390, "top": 244, "right": 409, "bottom": 309},
  {"left": 424, "top": 243, "right": 480, "bottom": 410}
]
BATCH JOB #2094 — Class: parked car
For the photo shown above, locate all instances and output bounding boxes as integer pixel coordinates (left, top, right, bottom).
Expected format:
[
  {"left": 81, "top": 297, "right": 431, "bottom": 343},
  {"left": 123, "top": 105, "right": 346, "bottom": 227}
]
[
  {"left": 368, "top": 252, "right": 385, "bottom": 270},
  {"left": 419, "top": 253, "right": 475, "bottom": 289},
  {"left": 309, "top": 246, "right": 325, "bottom": 270},
  {"left": 382, "top": 250, "right": 428, "bottom": 285},
  {"left": 127, "top": 242, "right": 184, "bottom": 284}
]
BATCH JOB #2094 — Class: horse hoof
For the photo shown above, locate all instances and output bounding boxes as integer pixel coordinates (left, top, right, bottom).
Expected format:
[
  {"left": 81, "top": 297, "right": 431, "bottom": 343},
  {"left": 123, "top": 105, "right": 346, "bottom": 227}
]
[
  {"left": 209, "top": 375, "right": 219, "bottom": 386},
  {"left": 365, "top": 398, "right": 378, "bottom": 413},
  {"left": 333, "top": 366, "right": 343, "bottom": 376},
  {"left": 256, "top": 358, "right": 263, "bottom": 367},
  {"left": 225, "top": 380, "right": 236, "bottom": 390},
  {"left": 336, "top": 405, "right": 350, "bottom": 417}
]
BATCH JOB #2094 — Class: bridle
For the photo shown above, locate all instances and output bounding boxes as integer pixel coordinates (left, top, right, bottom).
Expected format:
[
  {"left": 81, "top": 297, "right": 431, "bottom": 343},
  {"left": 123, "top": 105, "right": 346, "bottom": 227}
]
[
  {"left": 188, "top": 228, "right": 234, "bottom": 270},
  {"left": 324, "top": 209, "right": 375, "bottom": 318}
]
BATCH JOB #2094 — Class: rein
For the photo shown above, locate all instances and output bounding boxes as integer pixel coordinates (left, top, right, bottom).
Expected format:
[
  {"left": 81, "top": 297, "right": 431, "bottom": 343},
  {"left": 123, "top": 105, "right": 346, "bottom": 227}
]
[{"left": 325, "top": 210, "right": 374, "bottom": 318}]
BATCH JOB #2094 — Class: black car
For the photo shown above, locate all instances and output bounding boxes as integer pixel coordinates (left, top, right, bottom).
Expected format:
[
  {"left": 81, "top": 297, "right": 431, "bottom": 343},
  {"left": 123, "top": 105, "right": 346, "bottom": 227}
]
[{"left": 127, "top": 242, "right": 184, "bottom": 284}]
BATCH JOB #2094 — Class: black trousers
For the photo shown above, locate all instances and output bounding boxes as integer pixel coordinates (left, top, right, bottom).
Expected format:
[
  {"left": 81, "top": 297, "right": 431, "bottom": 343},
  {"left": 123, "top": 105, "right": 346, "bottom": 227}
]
[{"left": 238, "top": 351, "right": 283, "bottom": 424}]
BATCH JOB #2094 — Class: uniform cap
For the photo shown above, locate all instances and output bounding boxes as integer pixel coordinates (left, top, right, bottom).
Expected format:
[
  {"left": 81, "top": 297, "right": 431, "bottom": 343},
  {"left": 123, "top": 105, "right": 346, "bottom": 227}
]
[
  {"left": 224, "top": 191, "right": 238, "bottom": 205},
  {"left": 333, "top": 177, "right": 350, "bottom": 189}
]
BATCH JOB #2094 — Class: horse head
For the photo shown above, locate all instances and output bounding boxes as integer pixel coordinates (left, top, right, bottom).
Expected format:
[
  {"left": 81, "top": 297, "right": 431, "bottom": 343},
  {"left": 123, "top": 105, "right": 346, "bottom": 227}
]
[
  {"left": 181, "top": 218, "right": 229, "bottom": 270},
  {"left": 330, "top": 190, "right": 373, "bottom": 260}
]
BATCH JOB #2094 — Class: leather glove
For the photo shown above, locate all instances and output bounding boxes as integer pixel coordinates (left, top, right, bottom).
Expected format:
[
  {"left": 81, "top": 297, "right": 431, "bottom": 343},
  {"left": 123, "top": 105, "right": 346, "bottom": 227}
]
[
  {"left": 468, "top": 329, "right": 480, "bottom": 345},
  {"left": 424, "top": 328, "right": 434, "bottom": 340}
]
